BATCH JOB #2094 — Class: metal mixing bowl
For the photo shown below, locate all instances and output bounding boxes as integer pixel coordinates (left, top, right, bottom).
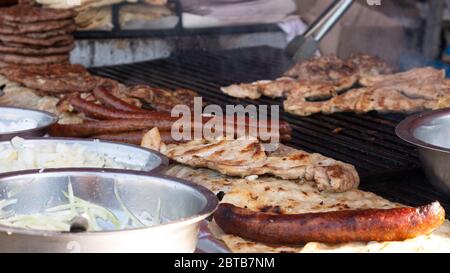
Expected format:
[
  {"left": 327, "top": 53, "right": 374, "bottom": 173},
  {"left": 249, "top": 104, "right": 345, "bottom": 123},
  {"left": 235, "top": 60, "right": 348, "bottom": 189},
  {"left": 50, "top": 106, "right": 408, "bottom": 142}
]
[
  {"left": 0, "top": 169, "right": 218, "bottom": 253},
  {"left": 0, "top": 107, "right": 58, "bottom": 141},
  {"left": 396, "top": 108, "right": 450, "bottom": 196},
  {"left": 0, "top": 138, "right": 168, "bottom": 174}
]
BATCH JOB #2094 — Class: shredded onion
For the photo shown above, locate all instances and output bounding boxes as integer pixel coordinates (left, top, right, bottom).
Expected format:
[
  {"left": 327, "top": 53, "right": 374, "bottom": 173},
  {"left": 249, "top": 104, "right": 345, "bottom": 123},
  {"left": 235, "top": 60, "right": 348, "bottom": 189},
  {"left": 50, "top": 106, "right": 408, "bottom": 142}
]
[{"left": 0, "top": 180, "right": 162, "bottom": 232}]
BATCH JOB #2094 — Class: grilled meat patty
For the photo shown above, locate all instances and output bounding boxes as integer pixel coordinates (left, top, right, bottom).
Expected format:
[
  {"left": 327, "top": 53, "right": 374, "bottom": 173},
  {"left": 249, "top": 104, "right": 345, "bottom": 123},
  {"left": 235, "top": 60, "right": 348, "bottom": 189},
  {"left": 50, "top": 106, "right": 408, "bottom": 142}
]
[
  {"left": 0, "top": 42, "right": 75, "bottom": 56},
  {"left": 0, "top": 63, "right": 99, "bottom": 94},
  {"left": 0, "top": 4, "right": 76, "bottom": 23}
]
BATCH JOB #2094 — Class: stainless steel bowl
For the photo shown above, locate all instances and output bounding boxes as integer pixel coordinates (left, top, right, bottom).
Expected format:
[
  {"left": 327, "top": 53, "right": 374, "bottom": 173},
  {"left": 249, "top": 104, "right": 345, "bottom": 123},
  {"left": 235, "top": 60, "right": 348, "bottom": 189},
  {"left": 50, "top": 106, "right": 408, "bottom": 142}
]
[
  {"left": 0, "top": 138, "right": 169, "bottom": 174},
  {"left": 0, "top": 169, "right": 218, "bottom": 253},
  {"left": 0, "top": 107, "right": 58, "bottom": 141},
  {"left": 396, "top": 108, "right": 450, "bottom": 196}
]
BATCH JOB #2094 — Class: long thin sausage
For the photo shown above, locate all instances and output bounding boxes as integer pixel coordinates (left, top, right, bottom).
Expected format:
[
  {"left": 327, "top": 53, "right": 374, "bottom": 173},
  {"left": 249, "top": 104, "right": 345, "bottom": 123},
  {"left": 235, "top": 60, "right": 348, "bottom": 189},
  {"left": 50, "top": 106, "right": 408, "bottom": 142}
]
[
  {"left": 49, "top": 119, "right": 174, "bottom": 137},
  {"left": 214, "top": 202, "right": 445, "bottom": 244},
  {"left": 69, "top": 95, "right": 173, "bottom": 120},
  {"left": 70, "top": 95, "right": 292, "bottom": 135},
  {"left": 92, "top": 85, "right": 149, "bottom": 113}
]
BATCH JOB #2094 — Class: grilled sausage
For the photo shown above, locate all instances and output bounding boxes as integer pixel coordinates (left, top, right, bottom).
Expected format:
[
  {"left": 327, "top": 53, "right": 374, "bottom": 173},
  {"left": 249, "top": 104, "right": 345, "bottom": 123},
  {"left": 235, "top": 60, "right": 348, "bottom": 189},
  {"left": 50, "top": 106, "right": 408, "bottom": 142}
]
[
  {"left": 214, "top": 202, "right": 445, "bottom": 244},
  {"left": 70, "top": 95, "right": 292, "bottom": 136},
  {"left": 69, "top": 95, "right": 173, "bottom": 120},
  {"left": 92, "top": 85, "right": 149, "bottom": 113},
  {"left": 49, "top": 119, "right": 175, "bottom": 137}
]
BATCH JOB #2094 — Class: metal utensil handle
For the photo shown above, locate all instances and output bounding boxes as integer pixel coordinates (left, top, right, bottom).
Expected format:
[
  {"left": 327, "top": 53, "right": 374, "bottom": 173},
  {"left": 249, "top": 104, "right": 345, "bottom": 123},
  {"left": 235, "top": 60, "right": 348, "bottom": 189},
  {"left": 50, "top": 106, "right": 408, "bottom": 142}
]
[{"left": 304, "top": 0, "right": 354, "bottom": 42}]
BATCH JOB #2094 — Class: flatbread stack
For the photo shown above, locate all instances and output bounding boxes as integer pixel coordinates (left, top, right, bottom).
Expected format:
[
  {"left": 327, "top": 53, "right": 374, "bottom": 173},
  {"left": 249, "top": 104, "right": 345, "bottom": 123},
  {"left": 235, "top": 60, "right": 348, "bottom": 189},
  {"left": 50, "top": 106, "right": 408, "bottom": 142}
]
[
  {"left": 0, "top": 3, "right": 77, "bottom": 67},
  {"left": 119, "top": 4, "right": 173, "bottom": 30},
  {"left": 75, "top": 6, "right": 113, "bottom": 31}
]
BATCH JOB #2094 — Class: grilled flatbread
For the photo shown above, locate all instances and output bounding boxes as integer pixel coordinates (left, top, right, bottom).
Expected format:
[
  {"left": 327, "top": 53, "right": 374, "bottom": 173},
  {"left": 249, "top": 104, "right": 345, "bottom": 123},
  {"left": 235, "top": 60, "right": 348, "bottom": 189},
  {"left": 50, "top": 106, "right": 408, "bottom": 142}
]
[
  {"left": 75, "top": 6, "right": 113, "bottom": 31},
  {"left": 160, "top": 138, "right": 359, "bottom": 193},
  {"left": 119, "top": 4, "right": 172, "bottom": 29},
  {"left": 165, "top": 164, "right": 237, "bottom": 194}
]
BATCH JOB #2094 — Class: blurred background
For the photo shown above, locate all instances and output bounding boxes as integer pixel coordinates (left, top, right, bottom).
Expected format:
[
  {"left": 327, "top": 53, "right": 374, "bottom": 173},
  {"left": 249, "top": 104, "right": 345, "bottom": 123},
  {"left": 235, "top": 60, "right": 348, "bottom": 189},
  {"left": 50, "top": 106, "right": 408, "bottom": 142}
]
[{"left": 1, "top": 0, "right": 449, "bottom": 70}]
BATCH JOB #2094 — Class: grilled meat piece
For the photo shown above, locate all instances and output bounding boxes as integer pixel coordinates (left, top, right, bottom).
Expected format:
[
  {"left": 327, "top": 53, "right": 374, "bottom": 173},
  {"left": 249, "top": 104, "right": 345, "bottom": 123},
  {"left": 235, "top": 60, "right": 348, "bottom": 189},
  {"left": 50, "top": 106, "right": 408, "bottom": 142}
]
[
  {"left": 0, "top": 42, "right": 75, "bottom": 56},
  {"left": 161, "top": 138, "right": 359, "bottom": 193},
  {"left": 0, "top": 18, "right": 75, "bottom": 34},
  {"left": 284, "top": 67, "right": 450, "bottom": 116},
  {"left": 0, "top": 63, "right": 99, "bottom": 94},
  {"left": 0, "top": 4, "right": 76, "bottom": 23},
  {"left": 0, "top": 33, "right": 74, "bottom": 47},
  {"left": 221, "top": 75, "right": 358, "bottom": 100},
  {"left": 221, "top": 54, "right": 390, "bottom": 100},
  {"left": 284, "top": 55, "right": 355, "bottom": 81},
  {"left": 347, "top": 54, "right": 393, "bottom": 78},
  {"left": 359, "top": 67, "right": 445, "bottom": 87},
  {"left": 0, "top": 53, "right": 69, "bottom": 65},
  {"left": 284, "top": 86, "right": 441, "bottom": 116},
  {"left": 128, "top": 85, "right": 200, "bottom": 113}
]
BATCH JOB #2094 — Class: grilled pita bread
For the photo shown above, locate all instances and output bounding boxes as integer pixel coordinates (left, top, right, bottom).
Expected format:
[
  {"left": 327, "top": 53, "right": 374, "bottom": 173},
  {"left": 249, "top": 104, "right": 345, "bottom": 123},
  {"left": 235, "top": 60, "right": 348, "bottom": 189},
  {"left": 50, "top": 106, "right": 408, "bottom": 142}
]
[
  {"left": 160, "top": 138, "right": 359, "bottom": 193},
  {"left": 75, "top": 6, "right": 113, "bottom": 31}
]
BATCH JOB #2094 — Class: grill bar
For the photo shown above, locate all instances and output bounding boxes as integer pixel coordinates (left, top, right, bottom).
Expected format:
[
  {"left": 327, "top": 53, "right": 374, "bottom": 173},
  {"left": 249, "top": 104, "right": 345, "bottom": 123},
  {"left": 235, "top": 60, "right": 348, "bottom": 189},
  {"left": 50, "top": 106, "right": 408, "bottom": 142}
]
[{"left": 89, "top": 46, "right": 450, "bottom": 210}]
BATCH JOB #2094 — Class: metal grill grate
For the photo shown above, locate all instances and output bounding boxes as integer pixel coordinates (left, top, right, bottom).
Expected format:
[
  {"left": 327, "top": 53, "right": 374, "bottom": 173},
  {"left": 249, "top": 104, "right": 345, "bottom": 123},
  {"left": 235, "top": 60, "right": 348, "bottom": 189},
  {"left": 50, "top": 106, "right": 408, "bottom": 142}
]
[{"left": 89, "top": 46, "right": 450, "bottom": 212}]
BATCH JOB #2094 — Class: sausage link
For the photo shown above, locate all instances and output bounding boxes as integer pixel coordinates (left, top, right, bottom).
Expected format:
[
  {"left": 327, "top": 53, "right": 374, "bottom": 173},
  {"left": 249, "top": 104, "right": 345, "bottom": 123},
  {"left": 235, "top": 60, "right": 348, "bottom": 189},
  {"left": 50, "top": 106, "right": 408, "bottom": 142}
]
[
  {"left": 49, "top": 119, "right": 174, "bottom": 137},
  {"left": 93, "top": 84, "right": 149, "bottom": 113},
  {"left": 69, "top": 95, "right": 173, "bottom": 120},
  {"left": 214, "top": 202, "right": 445, "bottom": 244},
  {"left": 70, "top": 95, "right": 292, "bottom": 136}
]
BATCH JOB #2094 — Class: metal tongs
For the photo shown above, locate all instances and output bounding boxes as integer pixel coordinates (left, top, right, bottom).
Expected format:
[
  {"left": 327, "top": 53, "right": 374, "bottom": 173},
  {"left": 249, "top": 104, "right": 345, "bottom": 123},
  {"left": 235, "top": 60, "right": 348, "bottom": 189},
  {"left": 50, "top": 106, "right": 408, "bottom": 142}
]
[{"left": 285, "top": 0, "right": 354, "bottom": 62}]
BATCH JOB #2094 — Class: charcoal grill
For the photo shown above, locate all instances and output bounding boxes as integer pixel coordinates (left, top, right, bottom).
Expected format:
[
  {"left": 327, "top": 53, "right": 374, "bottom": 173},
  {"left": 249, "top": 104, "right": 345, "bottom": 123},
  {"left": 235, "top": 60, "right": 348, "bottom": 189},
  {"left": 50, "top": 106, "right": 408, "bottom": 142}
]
[{"left": 89, "top": 46, "right": 450, "bottom": 215}]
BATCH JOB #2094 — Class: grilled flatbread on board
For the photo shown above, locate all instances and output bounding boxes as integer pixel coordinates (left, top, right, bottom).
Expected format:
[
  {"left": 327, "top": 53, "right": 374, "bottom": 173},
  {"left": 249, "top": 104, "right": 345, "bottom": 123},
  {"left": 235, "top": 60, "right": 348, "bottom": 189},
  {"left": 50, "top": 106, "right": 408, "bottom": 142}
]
[{"left": 166, "top": 165, "right": 450, "bottom": 253}]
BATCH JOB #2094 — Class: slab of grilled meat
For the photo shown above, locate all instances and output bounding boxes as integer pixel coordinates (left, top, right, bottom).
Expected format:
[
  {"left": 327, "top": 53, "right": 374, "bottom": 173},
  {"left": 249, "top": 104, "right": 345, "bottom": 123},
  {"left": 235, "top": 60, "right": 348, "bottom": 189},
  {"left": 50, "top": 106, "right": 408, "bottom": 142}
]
[
  {"left": 0, "top": 63, "right": 99, "bottom": 94},
  {"left": 128, "top": 85, "right": 200, "bottom": 113},
  {"left": 284, "top": 67, "right": 450, "bottom": 116},
  {"left": 221, "top": 54, "right": 391, "bottom": 100}
]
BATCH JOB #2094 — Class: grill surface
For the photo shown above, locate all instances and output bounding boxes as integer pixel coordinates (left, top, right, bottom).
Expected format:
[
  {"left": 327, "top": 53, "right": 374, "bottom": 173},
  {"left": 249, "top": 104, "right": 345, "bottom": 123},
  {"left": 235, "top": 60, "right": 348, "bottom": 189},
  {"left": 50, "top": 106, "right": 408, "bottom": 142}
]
[{"left": 89, "top": 46, "right": 450, "bottom": 213}]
